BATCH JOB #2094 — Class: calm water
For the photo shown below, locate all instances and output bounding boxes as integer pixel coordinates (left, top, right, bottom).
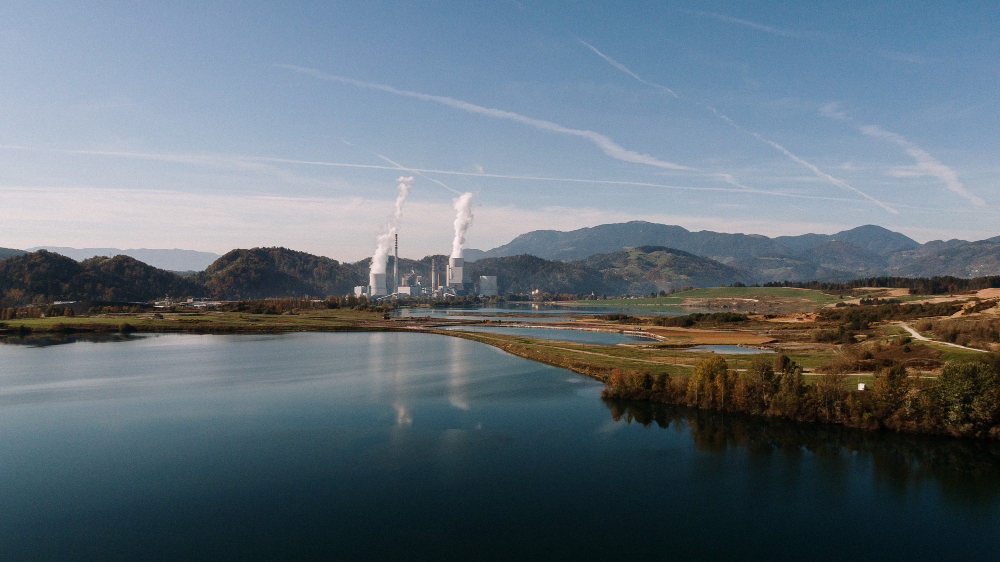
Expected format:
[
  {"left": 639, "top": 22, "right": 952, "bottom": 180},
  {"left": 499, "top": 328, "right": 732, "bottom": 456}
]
[
  {"left": 0, "top": 332, "right": 998, "bottom": 561},
  {"left": 441, "top": 325, "right": 656, "bottom": 344}
]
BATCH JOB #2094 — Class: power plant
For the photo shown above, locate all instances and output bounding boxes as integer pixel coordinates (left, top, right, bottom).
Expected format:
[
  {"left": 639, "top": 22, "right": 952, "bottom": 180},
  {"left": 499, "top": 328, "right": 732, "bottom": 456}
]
[
  {"left": 353, "top": 236, "right": 498, "bottom": 299},
  {"left": 354, "top": 186, "right": 488, "bottom": 299}
]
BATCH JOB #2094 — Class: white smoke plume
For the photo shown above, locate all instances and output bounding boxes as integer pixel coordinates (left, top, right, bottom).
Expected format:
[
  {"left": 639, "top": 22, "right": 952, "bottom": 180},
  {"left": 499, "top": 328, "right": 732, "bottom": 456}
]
[
  {"left": 451, "top": 192, "right": 473, "bottom": 258},
  {"left": 370, "top": 176, "right": 414, "bottom": 275}
]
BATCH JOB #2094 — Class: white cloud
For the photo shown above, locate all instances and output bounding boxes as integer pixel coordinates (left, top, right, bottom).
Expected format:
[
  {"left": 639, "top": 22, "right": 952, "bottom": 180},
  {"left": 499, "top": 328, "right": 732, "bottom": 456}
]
[{"left": 819, "top": 102, "right": 848, "bottom": 120}]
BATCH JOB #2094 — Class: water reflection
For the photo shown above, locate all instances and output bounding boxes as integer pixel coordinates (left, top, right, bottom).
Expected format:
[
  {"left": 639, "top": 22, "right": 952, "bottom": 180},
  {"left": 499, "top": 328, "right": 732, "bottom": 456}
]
[
  {"left": 448, "top": 335, "right": 471, "bottom": 411},
  {"left": 0, "top": 333, "right": 150, "bottom": 347},
  {"left": 603, "top": 399, "right": 1000, "bottom": 509}
]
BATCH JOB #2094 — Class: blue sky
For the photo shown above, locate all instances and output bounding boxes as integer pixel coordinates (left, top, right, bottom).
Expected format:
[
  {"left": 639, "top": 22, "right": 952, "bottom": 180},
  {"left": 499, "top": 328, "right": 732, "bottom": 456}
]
[{"left": 1, "top": 1, "right": 998, "bottom": 260}]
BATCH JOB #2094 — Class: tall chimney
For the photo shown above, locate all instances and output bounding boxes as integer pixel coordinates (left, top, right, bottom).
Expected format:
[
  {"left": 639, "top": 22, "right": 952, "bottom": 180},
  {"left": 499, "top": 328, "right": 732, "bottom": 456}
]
[
  {"left": 431, "top": 257, "right": 436, "bottom": 291},
  {"left": 393, "top": 233, "right": 398, "bottom": 295}
]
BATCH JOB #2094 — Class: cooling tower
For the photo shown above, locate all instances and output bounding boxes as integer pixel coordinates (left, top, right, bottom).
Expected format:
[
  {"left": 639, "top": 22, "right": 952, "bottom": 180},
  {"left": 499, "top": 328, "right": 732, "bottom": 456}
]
[
  {"left": 369, "top": 272, "right": 387, "bottom": 296},
  {"left": 447, "top": 257, "right": 465, "bottom": 287}
]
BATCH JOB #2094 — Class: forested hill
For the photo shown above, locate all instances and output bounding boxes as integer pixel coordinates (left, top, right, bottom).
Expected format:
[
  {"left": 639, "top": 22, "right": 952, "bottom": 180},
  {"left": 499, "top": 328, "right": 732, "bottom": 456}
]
[
  {"left": 198, "top": 247, "right": 362, "bottom": 300},
  {"left": 0, "top": 248, "right": 25, "bottom": 260},
  {"left": 578, "top": 246, "right": 752, "bottom": 293},
  {"left": 0, "top": 250, "right": 203, "bottom": 305},
  {"left": 465, "top": 221, "right": 1000, "bottom": 280},
  {"left": 467, "top": 255, "right": 628, "bottom": 295}
]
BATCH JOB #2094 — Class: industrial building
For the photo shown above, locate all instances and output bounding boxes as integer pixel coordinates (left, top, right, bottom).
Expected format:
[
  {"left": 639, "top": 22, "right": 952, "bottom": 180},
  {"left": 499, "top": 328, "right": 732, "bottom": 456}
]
[{"left": 478, "top": 276, "right": 498, "bottom": 297}]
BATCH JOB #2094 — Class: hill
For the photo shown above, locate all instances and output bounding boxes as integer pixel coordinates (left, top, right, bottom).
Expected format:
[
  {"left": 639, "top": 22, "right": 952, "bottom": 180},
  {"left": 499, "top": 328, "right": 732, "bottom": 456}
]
[
  {"left": 0, "top": 248, "right": 26, "bottom": 260},
  {"left": 887, "top": 239, "right": 1000, "bottom": 278},
  {"left": 578, "top": 246, "right": 750, "bottom": 293},
  {"left": 465, "top": 221, "right": 1000, "bottom": 283},
  {"left": 0, "top": 250, "right": 202, "bottom": 306},
  {"left": 27, "top": 246, "right": 221, "bottom": 271},
  {"left": 475, "top": 221, "right": 788, "bottom": 262},
  {"left": 200, "top": 247, "right": 361, "bottom": 300},
  {"left": 466, "top": 255, "right": 627, "bottom": 295}
]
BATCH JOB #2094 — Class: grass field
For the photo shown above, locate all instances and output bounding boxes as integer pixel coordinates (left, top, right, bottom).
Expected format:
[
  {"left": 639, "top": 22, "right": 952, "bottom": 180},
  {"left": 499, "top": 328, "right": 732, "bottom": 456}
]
[
  {"left": 670, "top": 286, "right": 842, "bottom": 303},
  {"left": 560, "top": 286, "right": 843, "bottom": 310}
]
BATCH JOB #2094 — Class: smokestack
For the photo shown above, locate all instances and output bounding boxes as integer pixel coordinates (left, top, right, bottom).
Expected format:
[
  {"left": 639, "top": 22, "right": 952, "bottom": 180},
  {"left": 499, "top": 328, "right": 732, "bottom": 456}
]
[
  {"left": 394, "top": 233, "right": 398, "bottom": 295},
  {"left": 431, "top": 257, "right": 436, "bottom": 291}
]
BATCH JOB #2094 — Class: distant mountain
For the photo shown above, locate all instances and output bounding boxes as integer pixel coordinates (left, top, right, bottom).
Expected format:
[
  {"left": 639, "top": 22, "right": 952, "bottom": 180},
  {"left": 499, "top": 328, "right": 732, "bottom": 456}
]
[
  {"left": 477, "top": 221, "right": 788, "bottom": 262},
  {"left": 468, "top": 221, "right": 967, "bottom": 283},
  {"left": 0, "top": 248, "right": 26, "bottom": 260},
  {"left": 200, "top": 247, "right": 361, "bottom": 300},
  {"left": 0, "top": 250, "right": 202, "bottom": 305},
  {"left": 800, "top": 241, "right": 886, "bottom": 276},
  {"left": 578, "top": 246, "right": 750, "bottom": 293},
  {"left": 887, "top": 239, "right": 1000, "bottom": 278},
  {"left": 27, "top": 247, "right": 221, "bottom": 272},
  {"left": 730, "top": 255, "right": 853, "bottom": 283},
  {"left": 775, "top": 225, "right": 919, "bottom": 258}
]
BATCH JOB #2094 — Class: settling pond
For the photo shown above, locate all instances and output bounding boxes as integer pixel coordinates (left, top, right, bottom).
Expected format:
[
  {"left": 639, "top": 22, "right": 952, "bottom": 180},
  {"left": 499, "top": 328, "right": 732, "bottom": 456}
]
[{"left": 0, "top": 332, "right": 997, "bottom": 561}]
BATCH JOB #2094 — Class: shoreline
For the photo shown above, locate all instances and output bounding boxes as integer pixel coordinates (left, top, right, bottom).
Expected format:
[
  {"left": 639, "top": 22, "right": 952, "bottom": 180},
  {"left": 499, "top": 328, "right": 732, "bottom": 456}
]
[{"left": 3, "top": 311, "right": 998, "bottom": 441}]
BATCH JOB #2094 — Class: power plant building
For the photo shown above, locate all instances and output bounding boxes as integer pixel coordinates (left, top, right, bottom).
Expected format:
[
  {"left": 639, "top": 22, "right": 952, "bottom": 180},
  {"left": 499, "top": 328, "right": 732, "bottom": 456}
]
[
  {"left": 478, "top": 276, "right": 498, "bottom": 297},
  {"left": 446, "top": 257, "right": 467, "bottom": 289},
  {"left": 369, "top": 272, "right": 387, "bottom": 296}
]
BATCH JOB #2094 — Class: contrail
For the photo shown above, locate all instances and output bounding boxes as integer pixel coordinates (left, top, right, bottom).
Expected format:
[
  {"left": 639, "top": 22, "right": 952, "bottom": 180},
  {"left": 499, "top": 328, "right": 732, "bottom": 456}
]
[
  {"left": 258, "top": 155, "right": 863, "bottom": 202},
  {"left": 0, "top": 144, "right": 870, "bottom": 204},
  {"left": 578, "top": 40, "right": 678, "bottom": 98},
  {"left": 860, "top": 125, "right": 984, "bottom": 207},
  {"left": 375, "top": 153, "right": 461, "bottom": 195},
  {"left": 681, "top": 9, "right": 810, "bottom": 38},
  {"left": 575, "top": 42, "right": 897, "bottom": 214},
  {"left": 749, "top": 132, "right": 898, "bottom": 214},
  {"left": 708, "top": 105, "right": 896, "bottom": 213},
  {"left": 817, "top": 106, "right": 984, "bottom": 208},
  {"left": 277, "top": 64, "right": 694, "bottom": 172}
]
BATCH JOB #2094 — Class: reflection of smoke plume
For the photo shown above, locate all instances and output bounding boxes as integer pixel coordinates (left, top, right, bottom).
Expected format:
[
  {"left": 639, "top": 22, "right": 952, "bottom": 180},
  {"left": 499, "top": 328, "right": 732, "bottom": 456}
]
[
  {"left": 394, "top": 402, "right": 412, "bottom": 425},
  {"left": 450, "top": 192, "right": 473, "bottom": 258},
  {"left": 370, "top": 176, "right": 414, "bottom": 274}
]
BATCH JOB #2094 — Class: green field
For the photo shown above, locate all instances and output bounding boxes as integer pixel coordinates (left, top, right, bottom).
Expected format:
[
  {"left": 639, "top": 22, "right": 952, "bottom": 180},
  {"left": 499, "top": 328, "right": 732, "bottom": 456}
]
[{"left": 561, "top": 286, "right": 842, "bottom": 308}]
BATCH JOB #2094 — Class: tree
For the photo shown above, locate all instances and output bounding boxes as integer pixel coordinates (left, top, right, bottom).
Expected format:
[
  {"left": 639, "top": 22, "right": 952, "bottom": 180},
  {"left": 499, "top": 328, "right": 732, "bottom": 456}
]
[
  {"left": 740, "top": 355, "right": 777, "bottom": 415},
  {"left": 687, "top": 356, "right": 729, "bottom": 409},
  {"left": 934, "top": 361, "right": 1000, "bottom": 437},
  {"left": 870, "top": 364, "right": 910, "bottom": 425},
  {"left": 770, "top": 357, "right": 804, "bottom": 418}
]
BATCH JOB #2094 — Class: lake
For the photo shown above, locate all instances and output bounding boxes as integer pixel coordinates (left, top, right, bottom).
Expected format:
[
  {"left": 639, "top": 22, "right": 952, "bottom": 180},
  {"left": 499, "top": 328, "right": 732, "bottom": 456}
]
[{"left": 0, "top": 332, "right": 997, "bottom": 560}]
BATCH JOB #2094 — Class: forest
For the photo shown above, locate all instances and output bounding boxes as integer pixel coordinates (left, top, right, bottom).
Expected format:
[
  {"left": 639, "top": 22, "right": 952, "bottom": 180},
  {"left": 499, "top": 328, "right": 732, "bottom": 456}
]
[{"left": 602, "top": 354, "right": 1000, "bottom": 439}]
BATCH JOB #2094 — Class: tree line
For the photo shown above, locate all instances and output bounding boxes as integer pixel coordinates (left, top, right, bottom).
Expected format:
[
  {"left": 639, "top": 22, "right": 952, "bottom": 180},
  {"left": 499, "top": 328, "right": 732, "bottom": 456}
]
[
  {"left": 602, "top": 354, "right": 1000, "bottom": 439},
  {"left": 763, "top": 275, "right": 1000, "bottom": 295}
]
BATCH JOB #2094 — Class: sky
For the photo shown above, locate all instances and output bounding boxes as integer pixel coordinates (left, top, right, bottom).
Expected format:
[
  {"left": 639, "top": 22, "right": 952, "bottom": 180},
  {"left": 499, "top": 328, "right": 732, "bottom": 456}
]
[{"left": 1, "top": 0, "right": 998, "bottom": 261}]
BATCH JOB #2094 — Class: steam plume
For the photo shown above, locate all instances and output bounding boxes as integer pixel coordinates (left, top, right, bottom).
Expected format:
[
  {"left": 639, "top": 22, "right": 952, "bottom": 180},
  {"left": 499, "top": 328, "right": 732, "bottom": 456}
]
[
  {"left": 451, "top": 192, "right": 473, "bottom": 258},
  {"left": 370, "top": 176, "right": 414, "bottom": 274}
]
